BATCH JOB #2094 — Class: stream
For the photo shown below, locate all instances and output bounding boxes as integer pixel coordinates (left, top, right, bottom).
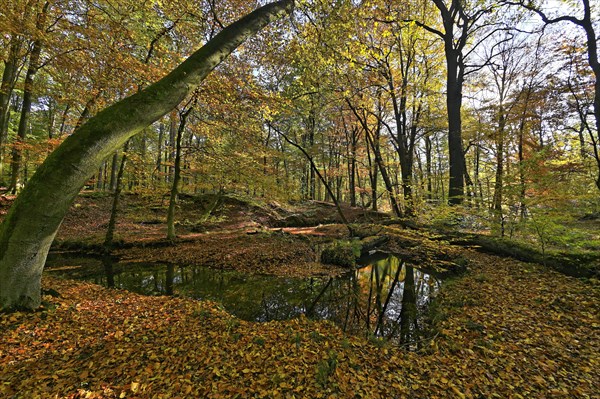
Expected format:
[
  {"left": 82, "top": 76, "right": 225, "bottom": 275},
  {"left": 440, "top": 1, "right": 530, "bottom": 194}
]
[{"left": 45, "top": 252, "right": 441, "bottom": 344}]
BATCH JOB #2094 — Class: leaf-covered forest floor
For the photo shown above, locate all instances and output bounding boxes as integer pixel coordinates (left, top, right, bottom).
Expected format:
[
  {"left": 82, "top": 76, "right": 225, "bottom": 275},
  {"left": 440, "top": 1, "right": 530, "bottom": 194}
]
[
  {"left": 1, "top": 250, "right": 598, "bottom": 398},
  {"left": 0, "top": 193, "right": 599, "bottom": 398},
  {"left": 1, "top": 192, "right": 393, "bottom": 277}
]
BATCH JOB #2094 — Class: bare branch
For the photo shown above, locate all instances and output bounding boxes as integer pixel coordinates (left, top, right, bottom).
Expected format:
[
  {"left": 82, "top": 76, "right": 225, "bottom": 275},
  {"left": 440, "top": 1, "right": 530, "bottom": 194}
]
[
  {"left": 406, "top": 19, "right": 445, "bottom": 39},
  {"left": 500, "top": 0, "right": 582, "bottom": 26}
]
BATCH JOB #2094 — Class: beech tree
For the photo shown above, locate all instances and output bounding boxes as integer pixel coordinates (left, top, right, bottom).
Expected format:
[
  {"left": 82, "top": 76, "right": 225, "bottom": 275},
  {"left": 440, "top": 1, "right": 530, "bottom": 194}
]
[
  {"left": 412, "top": 0, "right": 500, "bottom": 204},
  {"left": 0, "top": 0, "right": 294, "bottom": 311}
]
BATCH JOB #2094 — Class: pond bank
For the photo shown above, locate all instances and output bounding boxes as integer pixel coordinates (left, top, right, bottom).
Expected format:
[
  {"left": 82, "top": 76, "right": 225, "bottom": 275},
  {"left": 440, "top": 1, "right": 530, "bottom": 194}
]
[
  {"left": 45, "top": 252, "right": 442, "bottom": 344},
  {"left": 2, "top": 249, "right": 597, "bottom": 398}
]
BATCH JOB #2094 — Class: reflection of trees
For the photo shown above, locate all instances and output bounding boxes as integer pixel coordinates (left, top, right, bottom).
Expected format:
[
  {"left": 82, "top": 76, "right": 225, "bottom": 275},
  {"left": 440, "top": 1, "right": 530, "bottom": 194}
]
[
  {"left": 365, "top": 264, "right": 375, "bottom": 333},
  {"left": 51, "top": 254, "right": 440, "bottom": 345},
  {"left": 306, "top": 278, "right": 333, "bottom": 317},
  {"left": 375, "top": 260, "right": 403, "bottom": 336},
  {"left": 165, "top": 264, "right": 174, "bottom": 296},
  {"left": 102, "top": 256, "right": 115, "bottom": 288},
  {"left": 334, "top": 256, "right": 437, "bottom": 345},
  {"left": 398, "top": 265, "right": 418, "bottom": 344},
  {"left": 341, "top": 273, "right": 360, "bottom": 333}
]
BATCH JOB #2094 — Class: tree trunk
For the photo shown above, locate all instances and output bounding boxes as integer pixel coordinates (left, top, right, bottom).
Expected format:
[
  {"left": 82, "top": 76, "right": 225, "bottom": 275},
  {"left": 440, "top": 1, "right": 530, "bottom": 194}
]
[
  {"left": 167, "top": 106, "right": 192, "bottom": 240},
  {"left": 349, "top": 128, "right": 357, "bottom": 207},
  {"left": 387, "top": 71, "right": 416, "bottom": 216},
  {"left": 492, "top": 106, "right": 506, "bottom": 231},
  {"left": 517, "top": 83, "right": 533, "bottom": 219},
  {"left": 167, "top": 111, "right": 177, "bottom": 182},
  {"left": 366, "top": 134, "right": 378, "bottom": 211},
  {"left": 104, "top": 141, "right": 129, "bottom": 250},
  {"left": 425, "top": 135, "right": 433, "bottom": 200},
  {"left": 7, "top": 3, "right": 48, "bottom": 194},
  {"left": 109, "top": 151, "right": 119, "bottom": 191},
  {"left": 57, "top": 104, "right": 70, "bottom": 138},
  {"left": 0, "top": 37, "right": 23, "bottom": 183},
  {"left": 585, "top": 15, "right": 600, "bottom": 191},
  {"left": 155, "top": 122, "right": 164, "bottom": 184},
  {"left": 47, "top": 97, "right": 56, "bottom": 139},
  {"left": 0, "top": 0, "right": 294, "bottom": 310},
  {"left": 369, "top": 132, "right": 401, "bottom": 217},
  {"left": 96, "top": 164, "right": 104, "bottom": 190},
  {"left": 446, "top": 56, "right": 465, "bottom": 204},
  {"left": 474, "top": 131, "right": 482, "bottom": 206}
]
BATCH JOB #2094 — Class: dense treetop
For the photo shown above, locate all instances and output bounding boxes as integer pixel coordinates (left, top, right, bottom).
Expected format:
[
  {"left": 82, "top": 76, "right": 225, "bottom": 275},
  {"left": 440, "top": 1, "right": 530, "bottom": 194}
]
[{"left": 0, "top": 0, "right": 598, "bottom": 233}]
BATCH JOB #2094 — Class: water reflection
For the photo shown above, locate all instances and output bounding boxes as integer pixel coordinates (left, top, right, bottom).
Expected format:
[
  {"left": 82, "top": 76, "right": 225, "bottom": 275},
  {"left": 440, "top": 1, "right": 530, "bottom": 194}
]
[
  {"left": 45, "top": 253, "right": 440, "bottom": 344},
  {"left": 102, "top": 255, "right": 115, "bottom": 288}
]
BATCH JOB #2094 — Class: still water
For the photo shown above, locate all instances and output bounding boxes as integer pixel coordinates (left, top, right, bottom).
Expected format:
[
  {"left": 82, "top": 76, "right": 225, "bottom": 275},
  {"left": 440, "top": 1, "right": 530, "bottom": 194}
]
[{"left": 45, "top": 252, "right": 441, "bottom": 344}]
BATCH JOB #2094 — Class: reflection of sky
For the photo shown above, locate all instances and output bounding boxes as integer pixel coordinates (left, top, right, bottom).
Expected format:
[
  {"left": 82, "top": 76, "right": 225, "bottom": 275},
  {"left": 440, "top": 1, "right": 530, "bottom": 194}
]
[{"left": 46, "top": 253, "right": 441, "bottom": 343}]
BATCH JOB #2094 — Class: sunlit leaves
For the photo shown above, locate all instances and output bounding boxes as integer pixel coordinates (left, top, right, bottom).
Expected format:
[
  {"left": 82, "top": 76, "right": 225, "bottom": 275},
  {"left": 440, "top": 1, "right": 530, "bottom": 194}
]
[{"left": 1, "top": 245, "right": 598, "bottom": 398}]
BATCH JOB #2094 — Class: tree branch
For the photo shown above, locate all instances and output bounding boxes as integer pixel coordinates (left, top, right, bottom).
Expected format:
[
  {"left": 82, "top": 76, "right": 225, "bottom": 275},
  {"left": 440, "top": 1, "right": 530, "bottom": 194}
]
[{"left": 501, "top": 0, "right": 582, "bottom": 26}]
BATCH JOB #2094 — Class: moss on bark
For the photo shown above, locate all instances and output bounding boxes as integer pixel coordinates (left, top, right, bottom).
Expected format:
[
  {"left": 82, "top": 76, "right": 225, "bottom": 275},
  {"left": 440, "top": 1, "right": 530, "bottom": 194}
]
[{"left": 0, "top": 0, "right": 294, "bottom": 311}]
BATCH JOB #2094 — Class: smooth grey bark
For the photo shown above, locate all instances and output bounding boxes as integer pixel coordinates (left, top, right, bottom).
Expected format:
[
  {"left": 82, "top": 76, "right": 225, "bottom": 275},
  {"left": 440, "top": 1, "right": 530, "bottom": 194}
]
[{"left": 0, "top": 0, "right": 294, "bottom": 311}]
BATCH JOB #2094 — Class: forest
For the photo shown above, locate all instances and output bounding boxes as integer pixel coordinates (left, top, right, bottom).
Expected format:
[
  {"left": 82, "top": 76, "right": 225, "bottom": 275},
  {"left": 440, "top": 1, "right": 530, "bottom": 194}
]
[{"left": 0, "top": 0, "right": 599, "bottom": 398}]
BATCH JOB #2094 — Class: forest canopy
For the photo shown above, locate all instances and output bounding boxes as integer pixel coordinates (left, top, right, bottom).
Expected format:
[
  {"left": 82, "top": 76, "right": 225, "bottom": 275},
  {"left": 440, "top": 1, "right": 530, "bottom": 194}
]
[{"left": 1, "top": 0, "right": 598, "bottom": 208}]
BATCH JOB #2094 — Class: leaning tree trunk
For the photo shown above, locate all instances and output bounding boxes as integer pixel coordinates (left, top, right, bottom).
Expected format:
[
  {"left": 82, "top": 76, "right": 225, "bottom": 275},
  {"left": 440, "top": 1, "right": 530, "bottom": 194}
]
[
  {"left": 0, "top": 0, "right": 294, "bottom": 311},
  {"left": 270, "top": 123, "right": 351, "bottom": 229},
  {"left": 367, "top": 130, "right": 402, "bottom": 217}
]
